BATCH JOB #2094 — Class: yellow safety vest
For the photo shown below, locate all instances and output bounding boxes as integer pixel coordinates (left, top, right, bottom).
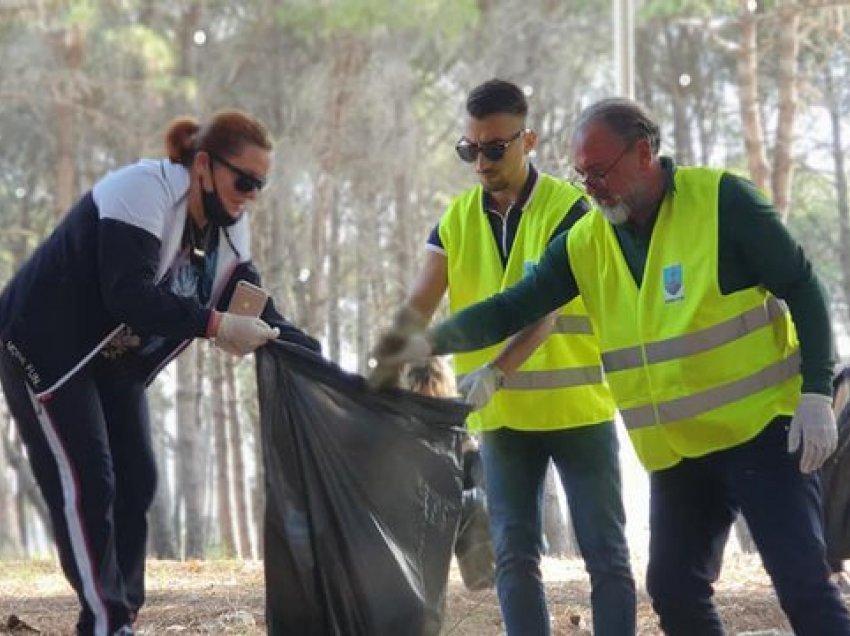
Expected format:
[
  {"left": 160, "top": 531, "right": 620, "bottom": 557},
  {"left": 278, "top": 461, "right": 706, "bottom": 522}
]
[
  {"left": 567, "top": 167, "right": 801, "bottom": 471},
  {"left": 439, "top": 173, "right": 615, "bottom": 432}
]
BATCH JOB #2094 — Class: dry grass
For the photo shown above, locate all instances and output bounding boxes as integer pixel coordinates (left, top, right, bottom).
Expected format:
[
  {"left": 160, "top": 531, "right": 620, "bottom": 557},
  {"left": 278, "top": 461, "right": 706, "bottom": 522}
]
[{"left": 0, "top": 555, "right": 800, "bottom": 635}]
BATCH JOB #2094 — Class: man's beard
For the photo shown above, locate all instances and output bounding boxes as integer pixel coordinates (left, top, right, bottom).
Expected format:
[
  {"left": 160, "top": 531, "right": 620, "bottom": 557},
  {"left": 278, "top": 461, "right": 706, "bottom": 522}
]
[
  {"left": 598, "top": 200, "right": 631, "bottom": 225},
  {"left": 479, "top": 171, "right": 508, "bottom": 193}
]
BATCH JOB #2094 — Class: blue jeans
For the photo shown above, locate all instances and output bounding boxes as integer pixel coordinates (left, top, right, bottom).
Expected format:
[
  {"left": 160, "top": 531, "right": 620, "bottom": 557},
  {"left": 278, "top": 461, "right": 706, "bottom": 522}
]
[
  {"left": 647, "top": 417, "right": 850, "bottom": 635},
  {"left": 481, "top": 422, "right": 636, "bottom": 636}
]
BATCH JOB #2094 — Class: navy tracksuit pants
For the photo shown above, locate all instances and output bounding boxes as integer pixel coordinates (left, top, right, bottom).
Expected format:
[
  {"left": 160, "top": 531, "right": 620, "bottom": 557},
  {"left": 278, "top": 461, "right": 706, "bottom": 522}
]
[
  {"left": 646, "top": 417, "right": 850, "bottom": 635},
  {"left": 0, "top": 348, "right": 156, "bottom": 636}
]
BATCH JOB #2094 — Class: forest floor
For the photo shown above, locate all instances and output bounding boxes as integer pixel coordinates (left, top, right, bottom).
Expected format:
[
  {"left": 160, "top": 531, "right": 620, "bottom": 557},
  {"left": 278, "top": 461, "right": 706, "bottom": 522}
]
[{"left": 0, "top": 554, "right": 805, "bottom": 635}]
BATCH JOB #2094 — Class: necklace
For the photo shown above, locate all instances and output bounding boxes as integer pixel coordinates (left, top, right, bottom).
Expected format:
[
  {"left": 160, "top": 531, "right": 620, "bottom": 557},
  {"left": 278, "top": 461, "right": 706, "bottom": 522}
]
[{"left": 185, "top": 219, "right": 210, "bottom": 264}]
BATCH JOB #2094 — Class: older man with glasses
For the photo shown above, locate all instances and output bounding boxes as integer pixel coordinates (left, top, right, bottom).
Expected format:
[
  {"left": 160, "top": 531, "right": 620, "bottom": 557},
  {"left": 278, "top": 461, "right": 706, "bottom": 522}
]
[
  {"left": 373, "top": 96, "right": 850, "bottom": 635},
  {"left": 371, "top": 80, "right": 636, "bottom": 636}
]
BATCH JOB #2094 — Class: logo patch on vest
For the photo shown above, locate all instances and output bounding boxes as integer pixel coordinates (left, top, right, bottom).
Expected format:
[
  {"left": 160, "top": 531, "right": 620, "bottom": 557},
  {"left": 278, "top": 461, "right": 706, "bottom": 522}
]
[{"left": 663, "top": 263, "right": 684, "bottom": 303}]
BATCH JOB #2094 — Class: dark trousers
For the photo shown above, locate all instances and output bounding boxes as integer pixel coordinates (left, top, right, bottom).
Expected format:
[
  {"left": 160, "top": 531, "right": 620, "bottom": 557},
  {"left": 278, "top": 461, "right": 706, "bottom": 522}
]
[
  {"left": 0, "top": 349, "right": 156, "bottom": 636},
  {"left": 481, "top": 422, "right": 636, "bottom": 636},
  {"left": 647, "top": 417, "right": 850, "bottom": 636}
]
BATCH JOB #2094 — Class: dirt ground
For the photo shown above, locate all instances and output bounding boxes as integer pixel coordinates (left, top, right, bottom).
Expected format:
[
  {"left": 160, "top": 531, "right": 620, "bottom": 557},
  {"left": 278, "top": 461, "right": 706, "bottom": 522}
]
[{"left": 0, "top": 555, "right": 802, "bottom": 635}]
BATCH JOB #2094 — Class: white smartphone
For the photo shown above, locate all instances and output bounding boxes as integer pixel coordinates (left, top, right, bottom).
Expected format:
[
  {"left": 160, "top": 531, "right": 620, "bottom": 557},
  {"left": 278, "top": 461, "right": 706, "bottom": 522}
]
[{"left": 228, "top": 280, "right": 269, "bottom": 317}]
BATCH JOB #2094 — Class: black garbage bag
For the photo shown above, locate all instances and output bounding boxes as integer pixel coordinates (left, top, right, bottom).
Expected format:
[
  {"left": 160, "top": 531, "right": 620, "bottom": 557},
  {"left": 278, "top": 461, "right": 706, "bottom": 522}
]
[
  {"left": 454, "top": 487, "right": 496, "bottom": 591},
  {"left": 823, "top": 395, "right": 850, "bottom": 566},
  {"left": 462, "top": 446, "right": 485, "bottom": 491},
  {"left": 256, "top": 341, "right": 468, "bottom": 636}
]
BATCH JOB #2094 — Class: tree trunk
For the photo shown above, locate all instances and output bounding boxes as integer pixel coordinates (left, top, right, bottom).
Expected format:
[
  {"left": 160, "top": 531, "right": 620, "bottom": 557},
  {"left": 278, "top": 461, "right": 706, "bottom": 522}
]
[
  {"left": 736, "top": 0, "right": 770, "bottom": 192},
  {"left": 252, "top": 397, "right": 265, "bottom": 560},
  {"left": 3, "top": 425, "right": 50, "bottom": 554},
  {"left": 542, "top": 462, "right": 579, "bottom": 558},
  {"left": 664, "top": 23, "right": 694, "bottom": 166},
  {"left": 307, "top": 181, "right": 329, "bottom": 337},
  {"left": 212, "top": 352, "right": 237, "bottom": 558},
  {"left": 734, "top": 516, "right": 757, "bottom": 553},
  {"left": 147, "top": 384, "right": 177, "bottom": 559},
  {"left": 159, "top": 4, "right": 202, "bottom": 558},
  {"left": 355, "top": 195, "right": 376, "bottom": 374},
  {"left": 770, "top": 4, "right": 800, "bottom": 222},
  {"left": 824, "top": 63, "right": 850, "bottom": 326},
  {"left": 177, "top": 344, "right": 205, "bottom": 558},
  {"left": 327, "top": 198, "right": 341, "bottom": 363},
  {"left": 392, "top": 94, "right": 414, "bottom": 301},
  {"left": 46, "top": 24, "right": 85, "bottom": 220},
  {"left": 176, "top": 2, "right": 202, "bottom": 79},
  {"left": 226, "top": 357, "right": 253, "bottom": 559},
  {"left": 306, "top": 35, "right": 370, "bottom": 338},
  {"left": 0, "top": 415, "right": 22, "bottom": 556},
  {"left": 202, "top": 420, "right": 216, "bottom": 555}
]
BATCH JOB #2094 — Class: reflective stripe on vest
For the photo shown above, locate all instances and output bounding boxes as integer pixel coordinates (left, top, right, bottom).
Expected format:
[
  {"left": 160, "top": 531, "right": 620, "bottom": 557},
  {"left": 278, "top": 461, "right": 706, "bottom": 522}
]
[
  {"left": 620, "top": 352, "right": 800, "bottom": 430},
  {"left": 457, "top": 364, "right": 604, "bottom": 391},
  {"left": 553, "top": 315, "right": 593, "bottom": 335},
  {"left": 602, "top": 296, "right": 788, "bottom": 372}
]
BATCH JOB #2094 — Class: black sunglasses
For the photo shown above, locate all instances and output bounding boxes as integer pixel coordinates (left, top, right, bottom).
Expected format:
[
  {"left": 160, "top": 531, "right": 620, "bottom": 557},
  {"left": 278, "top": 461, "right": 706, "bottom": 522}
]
[
  {"left": 211, "top": 154, "right": 266, "bottom": 193},
  {"left": 455, "top": 129, "right": 524, "bottom": 163}
]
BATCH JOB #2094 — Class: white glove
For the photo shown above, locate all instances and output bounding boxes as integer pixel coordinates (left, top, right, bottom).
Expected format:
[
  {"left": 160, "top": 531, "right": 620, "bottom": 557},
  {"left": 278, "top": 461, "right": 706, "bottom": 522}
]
[
  {"left": 216, "top": 312, "right": 279, "bottom": 356},
  {"left": 788, "top": 393, "right": 838, "bottom": 473},
  {"left": 368, "top": 332, "right": 433, "bottom": 389},
  {"left": 375, "top": 332, "right": 432, "bottom": 367},
  {"left": 458, "top": 363, "right": 505, "bottom": 411}
]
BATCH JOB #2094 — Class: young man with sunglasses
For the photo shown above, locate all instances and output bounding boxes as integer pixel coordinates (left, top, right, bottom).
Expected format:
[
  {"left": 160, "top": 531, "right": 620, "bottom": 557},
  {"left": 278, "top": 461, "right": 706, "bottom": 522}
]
[
  {"left": 0, "top": 110, "right": 318, "bottom": 636},
  {"left": 375, "top": 79, "right": 636, "bottom": 636},
  {"left": 374, "top": 97, "right": 850, "bottom": 635}
]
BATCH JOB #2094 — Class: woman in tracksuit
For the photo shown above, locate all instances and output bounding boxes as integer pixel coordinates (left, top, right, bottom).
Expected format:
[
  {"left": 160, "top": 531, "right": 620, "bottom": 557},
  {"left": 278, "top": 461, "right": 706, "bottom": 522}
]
[{"left": 0, "top": 110, "right": 318, "bottom": 636}]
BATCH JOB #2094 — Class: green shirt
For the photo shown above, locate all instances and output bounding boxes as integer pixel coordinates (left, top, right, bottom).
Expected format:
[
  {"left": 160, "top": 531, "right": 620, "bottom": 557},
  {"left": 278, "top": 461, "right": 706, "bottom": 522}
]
[{"left": 432, "top": 158, "right": 835, "bottom": 395}]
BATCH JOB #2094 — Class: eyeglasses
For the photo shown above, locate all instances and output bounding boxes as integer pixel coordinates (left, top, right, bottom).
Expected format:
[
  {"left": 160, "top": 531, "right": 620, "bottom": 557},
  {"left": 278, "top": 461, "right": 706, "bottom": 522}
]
[
  {"left": 570, "top": 143, "right": 633, "bottom": 188},
  {"left": 455, "top": 129, "right": 525, "bottom": 163},
  {"left": 211, "top": 154, "right": 267, "bottom": 193}
]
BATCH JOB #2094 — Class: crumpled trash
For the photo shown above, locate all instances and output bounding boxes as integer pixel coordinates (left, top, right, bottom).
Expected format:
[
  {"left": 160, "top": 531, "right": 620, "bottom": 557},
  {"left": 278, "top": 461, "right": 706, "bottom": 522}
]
[{"left": 5, "top": 614, "right": 40, "bottom": 633}]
